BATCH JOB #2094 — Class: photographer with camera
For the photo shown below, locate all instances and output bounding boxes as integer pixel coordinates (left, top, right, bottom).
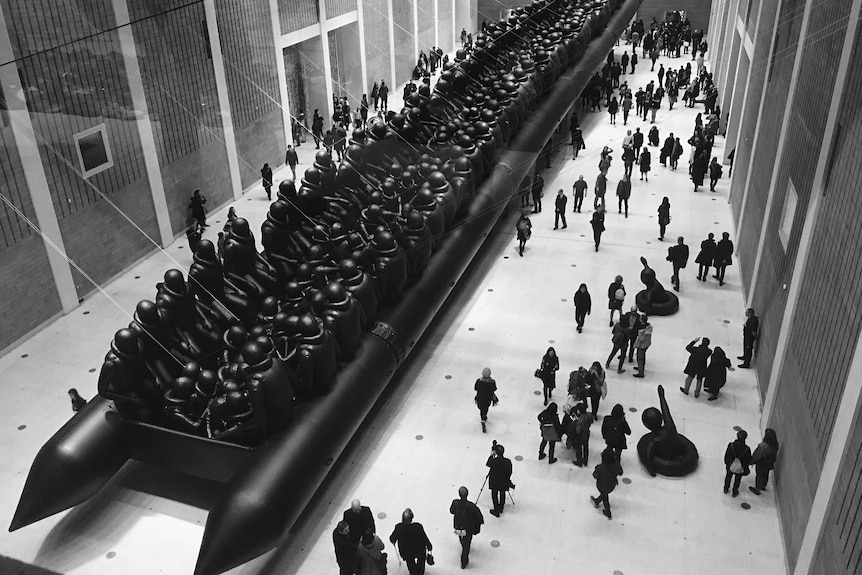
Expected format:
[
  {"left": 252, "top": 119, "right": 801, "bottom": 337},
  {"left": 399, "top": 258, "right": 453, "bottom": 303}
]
[{"left": 485, "top": 442, "right": 514, "bottom": 517}]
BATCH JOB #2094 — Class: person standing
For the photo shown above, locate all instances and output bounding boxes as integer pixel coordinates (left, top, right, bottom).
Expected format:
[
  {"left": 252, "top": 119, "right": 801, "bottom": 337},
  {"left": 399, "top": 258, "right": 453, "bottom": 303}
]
[
  {"left": 660, "top": 133, "right": 674, "bottom": 166},
  {"left": 616, "top": 174, "right": 631, "bottom": 218},
  {"left": 680, "top": 337, "right": 712, "bottom": 397},
  {"left": 531, "top": 174, "right": 544, "bottom": 213},
  {"left": 594, "top": 171, "right": 607, "bottom": 210},
  {"left": 474, "top": 367, "right": 498, "bottom": 433},
  {"left": 333, "top": 521, "right": 357, "bottom": 575},
  {"left": 622, "top": 91, "right": 633, "bottom": 125},
  {"left": 622, "top": 145, "right": 635, "bottom": 178},
  {"left": 621, "top": 306, "right": 641, "bottom": 363},
  {"left": 590, "top": 208, "right": 605, "bottom": 252},
  {"left": 657, "top": 63, "right": 665, "bottom": 87},
  {"left": 657, "top": 196, "right": 670, "bottom": 240},
  {"left": 695, "top": 233, "right": 716, "bottom": 281},
  {"left": 590, "top": 447, "right": 623, "bottom": 520},
  {"left": 370, "top": 82, "right": 379, "bottom": 111},
  {"left": 607, "top": 275, "right": 625, "bottom": 325},
  {"left": 343, "top": 499, "right": 376, "bottom": 549},
  {"left": 586, "top": 362, "right": 607, "bottom": 419},
  {"left": 189, "top": 190, "right": 207, "bottom": 228},
  {"left": 356, "top": 531, "right": 386, "bottom": 575},
  {"left": 449, "top": 486, "right": 484, "bottom": 569},
  {"left": 632, "top": 316, "right": 652, "bottom": 378},
  {"left": 630, "top": 51, "right": 638, "bottom": 73},
  {"left": 285, "top": 145, "right": 299, "bottom": 180},
  {"left": 608, "top": 96, "right": 619, "bottom": 124},
  {"left": 261, "top": 163, "right": 273, "bottom": 201},
  {"left": 554, "top": 189, "right": 568, "bottom": 229},
  {"left": 359, "top": 94, "right": 369, "bottom": 127},
  {"left": 389, "top": 509, "right": 433, "bottom": 575},
  {"left": 713, "top": 231, "right": 734, "bottom": 285},
  {"left": 638, "top": 146, "right": 652, "bottom": 182},
  {"left": 571, "top": 127, "right": 585, "bottom": 158},
  {"left": 539, "top": 347, "right": 560, "bottom": 405},
  {"left": 572, "top": 175, "right": 588, "bottom": 212},
  {"left": 738, "top": 308, "right": 759, "bottom": 368},
  {"left": 723, "top": 430, "right": 752, "bottom": 497},
  {"left": 621, "top": 51, "right": 629, "bottom": 74},
  {"left": 709, "top": 156, "right": 723, "bottom": 191},
  {"left": 573, "top": 283, "right": 591, "bottom": 333},
  {"left": 704, "top": 347, "right": 733, "bottom": 400},
  {"left": 670, "top": 137, "right": 683, "bottom": 170},
  {"left": 334, "top": 124, "right": 347, "bottom": 161},
  {"left": 323, "top": 129, "right": 334, "bottom": 154},
  {"left": 606, "top": 320, "right": 628, "bottom": 374},
  {"left": 632, "top": 127, "right": 644, "bottom": 157},
  {"left": 538, "top": 402, "right": 562, "bottom": 464},
  {"left": 749, "top": 429, "right": 780, "bottom": 495},
  {"left": 601, "top": 404, "right": 631, "bottom": 464},
  {"left": 486, "top": 443, "right": 514, "bottom": 517},
  {"left": 312, "top": 109, "right": 324, "bottom": 149},
  {"left": 570, "top": 402, "right": 594, "bottom": 466},
  {"left": 692, "top": 150, "right": 708, "bottom": 191},
  {"left": 378, "top": 81, "right": 389, "bottom": 111},
  {"left": 68, "top": 389, "right": 87, "bottom": 412},
  {"left": 666, "top": 236, "right": 689, "bottom": 292},
  {"left": 516, "top": 212, "right": 532, "bottom": 257}
]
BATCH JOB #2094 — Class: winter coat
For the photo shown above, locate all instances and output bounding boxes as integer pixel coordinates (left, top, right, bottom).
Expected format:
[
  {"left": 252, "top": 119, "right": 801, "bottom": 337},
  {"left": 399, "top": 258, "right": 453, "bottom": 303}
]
[
  {"left": 594, "top": 461, "right": 623, "bottom": 494},
  {"left": 695, "top": 238, "right": 716, "bottom": 265},
  {"left": 683, "top": 340, "right": 712, "bottom": 376},
  {"left": 574, "top": 290, "right": 592, "bottom": 313},
  {"left": 601, "top": 413, "right": 631, "bottom": 449},
  {"left": 724, "top": 439, "right": 752, "bottom": 474},
  {"left": 714, "top": 238, "right": 734, "bottom": 266},
  {"left": 474, "top": 376, "right": 497, "bottom": 408}
]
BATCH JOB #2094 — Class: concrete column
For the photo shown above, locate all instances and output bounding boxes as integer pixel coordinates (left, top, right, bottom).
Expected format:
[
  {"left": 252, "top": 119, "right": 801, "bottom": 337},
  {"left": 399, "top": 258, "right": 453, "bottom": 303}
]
[
  {"left": 317, "top": 0, "right": 336, "bottom": 121},
  {"left": 388, "top": 0, "right": 397, "bottom": 88},
  {"left": 434, "top": 0, "right": 439, "bottom": 49},
  {"left": 762, "top": 0, "right": 861, "bottom": 429},
  {"left": 357, "top": 0, "right": 369, "bottom": 96},
  {"left": 0, "top": 8, "right": 78, "bottom": 312},
  {"left": 203, "top": 0, "right": 243, "bottom": 201},
  {"left": 268, "top": 0, "right": 294, "bottom": 146},
  {"left": 745, "top": 0, "right": 815, "bottom": 306},
  {"left": 451, "top": 0, "right": 456, "bottom": 50},
  {"left": 112, "top": 0, "right": 173, "bottom": 246},
  {"left": 413, "top": 0, "right": 420, "bottom": 63},
  {"left": 733, "top": 0, "right": 783, "bottom": 238}
]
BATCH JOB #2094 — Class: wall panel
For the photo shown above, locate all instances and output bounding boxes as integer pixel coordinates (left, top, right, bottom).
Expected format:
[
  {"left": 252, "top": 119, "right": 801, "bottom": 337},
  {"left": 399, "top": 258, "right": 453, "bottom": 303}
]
[
  {"left": 326, "top": 0, "right": 357, "bottom": 18},
  {"left": 393, "top": 0, "right": 416, "bottom": 86},
  {"left": 363, "top": 0, "right": 392, "bottom": 90},
  {"left": 279, "top": 0, "right": 318, "bottom": 35}
]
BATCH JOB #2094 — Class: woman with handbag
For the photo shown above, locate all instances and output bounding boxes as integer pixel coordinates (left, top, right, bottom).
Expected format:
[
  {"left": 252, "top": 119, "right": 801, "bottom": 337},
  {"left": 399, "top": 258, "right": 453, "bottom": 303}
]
[
  {"left": 537, "top": 402, "right": 562, "bottom": 464},
  {"left": 357, "top": 530, "right": 387, "bottom": 575},
  {"left": 538, "top": 347, "right": 559, "bottom": 405},
  {"left": 723, "top": 429, "right": 752, "bottom": 497},
  {"left": 749, "top": 428, "right": 780, "bottom": 495},
  {"left": 601, "top": 404, "right": 631, "bottom": 465},
  {"left": 587, "top": 362, "right": 607, "bottom": 420}
]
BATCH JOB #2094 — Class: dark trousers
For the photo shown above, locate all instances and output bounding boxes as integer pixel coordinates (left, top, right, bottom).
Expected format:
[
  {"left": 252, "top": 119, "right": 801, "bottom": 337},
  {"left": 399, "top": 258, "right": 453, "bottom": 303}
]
[
  {"left": 575, "top": 307, "right": 587, "bottom": 328},
  {"left": 458, "top": 533, "right": 473, "bottom": 566},
  {"left": 742, "top": 336, "right": 755, "bottom": 365},
  {"left": 724, "top": 470, "right": 743, "bottom": 494},
  {"left": 478, "top": 402, "right": 490, "bottom": 421},
  {"left": 573, "top": 435, "right": 589, "bottom": 465},
  {"left": 636, "top": 348, "right": 647, "bottom": 374},
  {"left": 533, "top": 194, "right": 542, "bottom": 212},
  {"left": 698, "top": 263, "right": 709, "bottom": 280},
  {"left": 595, "top": 491, "right": 611, "bottom": 512},
  {"left": 539, "top": 439, "right": 557, "bottom": 459},
  {"left": 626, "top": 336, "right": 637, "bottom": 361},
  {"left": 755, "top": 464, "right": 772, "bottom": 490},
  {"left": 573, "top": 192, "right": 584, "bottom": 212},
  {"left": 593, "top": 229, "right": 603, "bottom": 249},
  {"left": 491, "top": 489, "right": 506, "bottom": 513},
  {"left": 555, "top": 211, "right": 567, "bottom": 228},
  {"left": 606, "top": 344, "right": 625, "bottom": 371},
  {"left": 710, "top": 176, "right": 719, "bottom": 190},
  {"left": 618, "top": 197, "right": 628, "bottom": 216},
  {"left": 404, "top": 555, "right": 426, "bottom": 575},
  {"left": 659, "top": 222, "right": 666, "bottom": 238},
  {"left": 589, "top": 392, "right": 601, "bottom": 418},
  {"left": 714, "top": 264, "right": 728, "bottom": 284},
  {"left": 338, "top": 561, "right": 355, "bottom": 575},
  {"left": 623, "top": 110, "right": 629, "bottom": 124},
  {"left": 672, "top": 263, "right": 683, "bottom": 289}
]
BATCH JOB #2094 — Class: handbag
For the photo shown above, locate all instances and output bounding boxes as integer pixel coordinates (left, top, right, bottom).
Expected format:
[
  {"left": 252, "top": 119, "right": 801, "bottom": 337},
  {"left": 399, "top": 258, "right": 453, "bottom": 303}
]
[
  {"left": 378, "top": 551, "right": 388, "bottom": 575},
  {"left": 534, "top": 369, "right": 543, "bottom": 380},
  {"left": 541, "top": 423, "right": 561, "bottom": 442},
  {"left": 426, "top": 552, "right": 435, "bottom": 566},
  {"left": 729, "top": 443, "right": 744, "bottom": 474}
]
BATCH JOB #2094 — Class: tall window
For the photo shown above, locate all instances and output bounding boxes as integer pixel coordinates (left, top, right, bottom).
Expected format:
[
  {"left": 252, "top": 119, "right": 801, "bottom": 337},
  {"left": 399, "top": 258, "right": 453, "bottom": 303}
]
[{"left": 74, "top": 124, "right": 113, "bottom": 179}]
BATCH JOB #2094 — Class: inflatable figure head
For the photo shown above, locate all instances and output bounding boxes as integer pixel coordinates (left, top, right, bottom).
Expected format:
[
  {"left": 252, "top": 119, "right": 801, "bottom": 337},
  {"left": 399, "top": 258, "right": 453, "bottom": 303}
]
[
  {"left": 642, "top": 407, "right": 663, "bottom": 432},
  {"left": 230, "top": 218, "right": 251, "bottom": 239},
  {"left": 112, "top": 328, "right": 144, "bottom": 359},
  {"left": 134, "top": 300, "right": 161, "bottom": 330}
]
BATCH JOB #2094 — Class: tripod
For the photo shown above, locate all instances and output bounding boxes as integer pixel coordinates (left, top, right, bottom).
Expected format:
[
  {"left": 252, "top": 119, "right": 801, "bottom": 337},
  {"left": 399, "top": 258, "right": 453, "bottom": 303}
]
[{"left": 475, "top": 472, "right": 515, "bottom": 506}]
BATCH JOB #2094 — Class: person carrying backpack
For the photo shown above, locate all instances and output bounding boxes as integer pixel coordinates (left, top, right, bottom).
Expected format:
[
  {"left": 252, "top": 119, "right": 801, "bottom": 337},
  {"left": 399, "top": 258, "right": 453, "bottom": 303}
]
[{"left": 723, "top": 429, "right": 752, "bottom": 497}]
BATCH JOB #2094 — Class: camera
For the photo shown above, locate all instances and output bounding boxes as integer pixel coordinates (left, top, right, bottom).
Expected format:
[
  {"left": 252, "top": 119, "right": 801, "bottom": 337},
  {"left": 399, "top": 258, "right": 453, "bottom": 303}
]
[{"left": 490, "top": 440, "right": 501, "bottom": 456}]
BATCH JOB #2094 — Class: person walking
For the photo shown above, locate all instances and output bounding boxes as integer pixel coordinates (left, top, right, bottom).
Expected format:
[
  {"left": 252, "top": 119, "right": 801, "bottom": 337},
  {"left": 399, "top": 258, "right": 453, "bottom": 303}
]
[
  {"left": 311, "top": 110, "right": 324, "bottom": 149},
  {"left": 389, "top": 509, "right": 433, "bottom": 575},
  {"left": 474, "top": 367, "right": 498, "bottom": 433},
  {"left": 590, "top": 448, "right": 623, "bottom": 519},
  {"left": 660, "top": 133, "right": 674, "bottom": 166},
  {"left": 620, "top": 306, "right": 641, "bottom": 363},
  {"left": 695, "top": 233, "right": 716, "bottom": 281},
  {"left": 554, "top": 189, "right": 568, "bottom": 229},
  {"left": 713, "top": 231, "right": 734, "bottom": 286},
  {"left": 738, "top": 308, "right": 759, "bottom": 368},
  {"left": 639, "top": 146, "right": 652, "bottom": 182},
  {"left": 378, "top": 81, "right": 389, "bottom": 111},
  {"left": 586, "top": 361, "right": 607, "bottom": 419},
  {"left": 359, "top": 94, "right": 369, "bottom": 127},
  {"left": 572, "top": 175, "right": 588, "bottom": 212},
  {"left": 648, "top": 125, "right": 660, "bottom": 146},
  {"left": 622, "top": 145, "right": 635, "bottom": 178},
  {"left": 709, "top": 156, "right": 723, "bottom": 191},
  {"left": 630, "top": 51, "right": 638, "bottom": 73},
  {"left": 657, "top": 63, "right": 665, "bottom": 87},
  {"left": 538, "top": 347, "right": 560, "bottom": 405},
  {"left": 590, "top": 208, "right": 605, "bottom": 252},
  {"left": 333, "top": 521, "right": 358, "bottom": 575},
  {"left": 189, "top": 190, "right": 207, "bottom": 228},
  {"left": 691, "top": 150, "right": 708, "bottom": 191},
  {"left": 449, "top": 486, "right": 484, "bottom": 569},
  {"left": 666, "top": 236, "right": 689, "bottom": 292},
  {"left": 606, "top": 320, "right": 628, "bottom": 374},
  {"left": 704, "top": 346, "right": 733, "bottom": 400},
  {"left": 569, "top": 402, "right": 593, "bottom": 466},
  {"left": 670, "top": 137, "right": 683, "bottom": 170},
  {"left": 723, "top": 430, "right": 752, "bottom": 497},
  {"left": 486, "top": 443, "right": 514, "bottom": 517},
  {"left": 356, "top": 531, "right": 386, "bottom": 575},
  {"left": 343, "top": 499, "right": 376, "bottom": 549},
  {"left": 607, "top": 275, "right": 625, "bottom": 325},
  {"left": 285, "top": 145, "right": 299, "bottom": 180},
  {"left": 749, "top": 429, "right": 780, "bottom": 495},
  {"left": 632, "top": 316, "right": 652, "bottom": 377},
  {"left": 261, "top": 163, "right": 273, "bottom": 200},
  {"left": 515, "top": 212, "right": 532, "bottom": 257},
  {"left": 594, "top": 171, "right": 607, "bottom": 210},
  {"left": 616, "top": 174, "right": 631, "bottom": 218},
  {"left": 632, "top": 127, "right": 644, "bottom": 157},
  {"left": 573, "top": 283, "right": 591, "bottom": 333},
  {"left": 571, "top": 127, "right": 585, "bottom": 158},
  {"left": 622, "top": 92, "right": 633, "bottom": 124},
  {"left": 538, "top": 402, "right": 563, "bottom": 464},
  {"left": 531, "top": 174, "right": 544, "bottom": 213},
  {"left": 680, "top": 337, "right": 712, "bottom": 397},
  {"left": 608, "top": 96, "right": 619, "bottom": 124},
  {"left": 601, "top": 404, "right": 631, "bottom": 464},
  {"left": 657, "top": 196, "right": 670, "bottom": 240}
]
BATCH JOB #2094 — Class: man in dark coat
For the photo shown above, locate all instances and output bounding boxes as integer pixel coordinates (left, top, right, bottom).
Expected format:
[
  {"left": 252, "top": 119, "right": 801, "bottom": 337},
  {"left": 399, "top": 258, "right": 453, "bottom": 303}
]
[
  {"left": 449, "top": 486, "right": 484, "bottom": 569},
  {"left": 666, "top": 236, "right": 690, "bottom": 291},
  {"left": 343, "top": 499, "right": 376, "bottom": 548},
  {"left": 532, "top": 174, "right": 544, "bottom": 213},
  {"left": 333, "top": 520, "right": 357, "bottom": 575},
  {"left": 695, "top": 233, "right": 716, "bottom": 281},
  {"left": 616, "top": 175, "right": 631, "bottom": 217},
  {"left": 572, "top": 175, "right": 588, "bottom": 213},
  {"left": 680, "top": 337, "right": 712, "bottom": 398},
  {"left": 554, "top": 189, "right": 568, "bottom": 229},
  {"left": 486, "top": 443, "right": 514, "bottom": 517},
  {"left": 713, "top": 231, "right": 734, "bottom": 285},
  {"left": 620, "top": 306, "right": 642, "bottom": 363},
  {"left": 738, "top": 308, "right": 759, "bottom": 368},
  {"left": 389, "top": 509, "right": 433, "bottom": 575}
]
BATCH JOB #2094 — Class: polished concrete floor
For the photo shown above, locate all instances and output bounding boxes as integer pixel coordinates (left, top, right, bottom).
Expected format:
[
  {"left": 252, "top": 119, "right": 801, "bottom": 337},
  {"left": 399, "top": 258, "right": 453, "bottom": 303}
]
[{"left": 0, "top": 46, "right": 786, "bottom": 575}]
